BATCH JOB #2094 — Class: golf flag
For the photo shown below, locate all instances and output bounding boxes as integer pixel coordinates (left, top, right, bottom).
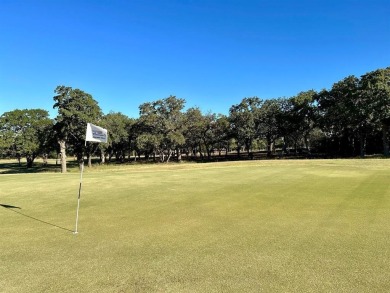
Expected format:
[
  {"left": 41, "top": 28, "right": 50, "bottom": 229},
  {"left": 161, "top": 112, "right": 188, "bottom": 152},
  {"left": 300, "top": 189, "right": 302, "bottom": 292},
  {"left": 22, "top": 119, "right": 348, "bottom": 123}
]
[
  {"left": 74, "top": 123, "right": 107, "bottom": 234},
  {"left": 86, "top": 123, "right": 108, "bottom": 143}
]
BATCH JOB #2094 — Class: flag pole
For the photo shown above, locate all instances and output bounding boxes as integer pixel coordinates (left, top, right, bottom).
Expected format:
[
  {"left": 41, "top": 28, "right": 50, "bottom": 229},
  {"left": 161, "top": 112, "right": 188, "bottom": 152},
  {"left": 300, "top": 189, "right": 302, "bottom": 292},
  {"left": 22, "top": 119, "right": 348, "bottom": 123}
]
[
  {"left": 73, "top": 123, "right": 107, "bottom": 235},
  {"left": 74, "top": 140, "right": 87, "bottom": 234}
]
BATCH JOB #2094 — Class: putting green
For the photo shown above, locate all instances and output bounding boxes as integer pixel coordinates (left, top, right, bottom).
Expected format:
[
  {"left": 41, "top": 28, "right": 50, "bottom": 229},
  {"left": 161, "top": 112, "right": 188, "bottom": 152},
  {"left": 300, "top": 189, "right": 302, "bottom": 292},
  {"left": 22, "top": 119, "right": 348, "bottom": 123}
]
[{"left": 1, "top": 159, "right": 390, "bottom": 292}]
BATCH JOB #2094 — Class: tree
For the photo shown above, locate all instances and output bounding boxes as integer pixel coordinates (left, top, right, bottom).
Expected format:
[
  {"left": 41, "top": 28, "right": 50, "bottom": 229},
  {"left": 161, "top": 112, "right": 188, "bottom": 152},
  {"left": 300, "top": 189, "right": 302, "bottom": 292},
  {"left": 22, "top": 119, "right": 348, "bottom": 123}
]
[
  {"left": 0, "top": 115, "right": 16, "bottom": 159},
  {"left": 316, "top": 76, "right": 375, "bottom": 157},
  {"left": 0, "top": 109, "right": 52, "bottom": 167},
  {"left": 360, "top": 67, "right": 390, "bottom": 156},
  {"left": 102, "top": 112, "right": 134, "bottom": 163},
  {"left": 53, "top": 85, "right": 103, "bottom": 172},
  {"left": 137, "top": 96, "right": 186, "bottom": 162},
  {"left": 257, "top": 99, "right": 283, "bottom": 156},
  {"left": 183, "top": 108, "right": 221, "bottom": 160},
  {"left": 201, "top": 112, "right": 218, "bottom": 160},
  {"left": 214, "top": 114, "right": 231, "bottom": 157},
  {"left": 183, "top": 107, "right": 206, "bottom": 159},
  {"left": 275, "top": 97, "right": 297, "bottom": 154},
  {"left": 290, "top": 91, "right": 316, "bottom": 152},
  {"left": 278, "top": 91, "right": 317, "bottom": 155},
  {"left": 229, "top": 97, "right": 262, "bottom": 157}
]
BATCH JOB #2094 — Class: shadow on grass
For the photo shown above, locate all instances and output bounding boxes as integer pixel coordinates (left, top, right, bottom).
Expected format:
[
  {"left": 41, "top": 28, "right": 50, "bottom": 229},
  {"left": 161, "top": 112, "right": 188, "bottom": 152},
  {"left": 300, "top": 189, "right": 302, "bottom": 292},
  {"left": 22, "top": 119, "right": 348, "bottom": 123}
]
[
  {"left": 0, "top": 161, "right": 58, "bottom": 174},
  {"left": 0, "top": 204, "right": 21, "bottom": 209},
  {"left": 0, "top": 161, "right": 82, "bottom": 174},
  {"left": 0, "top": 203, "right": 74, "bottom": 232}
]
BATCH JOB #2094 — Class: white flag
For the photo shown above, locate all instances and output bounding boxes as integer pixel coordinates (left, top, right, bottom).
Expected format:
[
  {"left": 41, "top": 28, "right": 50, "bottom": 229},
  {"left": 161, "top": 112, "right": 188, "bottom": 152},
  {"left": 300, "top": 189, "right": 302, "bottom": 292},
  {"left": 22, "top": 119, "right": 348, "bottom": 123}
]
[{"left": 85, "top": 123, "right": 108, "bottom": 143}]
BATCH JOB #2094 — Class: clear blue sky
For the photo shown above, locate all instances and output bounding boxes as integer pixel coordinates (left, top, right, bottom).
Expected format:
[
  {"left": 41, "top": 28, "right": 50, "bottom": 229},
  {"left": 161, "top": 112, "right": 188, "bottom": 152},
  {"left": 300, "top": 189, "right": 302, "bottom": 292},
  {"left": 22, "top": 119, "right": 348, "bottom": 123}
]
[{"left": 1, "top": 0, "right": 389, "bottom": 118}]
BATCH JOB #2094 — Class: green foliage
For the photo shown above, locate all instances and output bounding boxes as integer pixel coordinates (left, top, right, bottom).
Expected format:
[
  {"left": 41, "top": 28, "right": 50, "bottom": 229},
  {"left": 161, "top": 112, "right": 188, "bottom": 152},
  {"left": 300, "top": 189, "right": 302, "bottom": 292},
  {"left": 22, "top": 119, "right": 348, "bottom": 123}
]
[
  {"left": 0, "top": 109, "right": 52, "bottom": 166},
  {"left": 316, "top": 70, "right": 389, "bottom": 156},
  {"left": 280, "top": 90, "right": 317, "bottom": 152},
  {"left": 102, "top": 112, "right": 134, "bottom": 162},
  {"left": 360, "top": 67, "right": 390, "bottom": 155},
  {"left": 257, "top": 98, "right": 283, "bottom": 155},
  {"left": 183, "top": 107, "right": 206, "bottom": 156},
  {"left": 229, "top": 97, "right": 262, "bottom": 155},
  {"left": 53, "top": 86, "right": 103, "bottom": 143},
  {"left": 137, "top": 95, "right": 186, "bottom": 162},
  {"left": 53, "top": 85, "right": 103, "bottom": 170}
]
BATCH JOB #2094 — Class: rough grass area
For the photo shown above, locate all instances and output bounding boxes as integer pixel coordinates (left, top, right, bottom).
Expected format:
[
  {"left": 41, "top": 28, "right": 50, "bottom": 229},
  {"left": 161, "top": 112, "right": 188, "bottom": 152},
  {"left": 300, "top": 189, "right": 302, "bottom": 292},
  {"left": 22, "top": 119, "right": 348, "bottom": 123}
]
[{"left": 1, "top": 160, "right": 390, "bottom": 292}]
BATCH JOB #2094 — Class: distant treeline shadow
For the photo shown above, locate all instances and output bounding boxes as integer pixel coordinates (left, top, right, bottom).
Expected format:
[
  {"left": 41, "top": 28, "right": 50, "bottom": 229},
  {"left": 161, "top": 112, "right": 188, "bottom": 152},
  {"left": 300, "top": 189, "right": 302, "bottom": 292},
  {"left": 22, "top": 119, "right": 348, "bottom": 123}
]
[
  {"left": 0, "top": 203, "right": 74, "bottom": 232},
  {"left": 0, "top": 161, "right": 62, "bottom": 174}
]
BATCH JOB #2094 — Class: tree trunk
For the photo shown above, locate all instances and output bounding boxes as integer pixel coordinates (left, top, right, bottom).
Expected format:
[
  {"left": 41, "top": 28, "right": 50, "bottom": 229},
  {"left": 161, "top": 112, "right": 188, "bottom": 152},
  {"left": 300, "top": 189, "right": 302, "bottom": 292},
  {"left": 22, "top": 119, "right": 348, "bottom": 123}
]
[
  {"left": 207, "top": 148, "right": 212, "bottom": 160},
  {"left": 100, "top": 150, "right": 106, "bottom": 164},
  {"left": 304, "top": 134, "right": 311, "bottom": 154},
  {"left": 245, "top": 139, "right": 252, "bottom": 156},
  {"left": 382, "top": 122, "right": 389, "bottom": 156},
  {"left": 266, "top": 137, "right": 272, "bottom": 157},
  {"left": 176, "top": 148, "right": 182, "bottom": 162},
  {"left": 281, "top": 137, "right": 287, "bottom": 156},
  {"left": 42, "top": 154, "right": 48, "bottom": 165},
  {"left": 359, "top": 132, "right": 366, "bottom": 158},
  {"left": 26, "top": 155, "right": 34, "bottom": 168},
  {"left": 225, "top": 143, "right": 230, "bottom": 159},
  {"left": 88, "top": 154, "right": 92, "bottom": 167},
  {"left": 77, "top": 153, "right": 84, "bottom": 170},
  {"left": 198, "top": 143, "right": 204, "bottom": 159},
  {"left": 271, "top": 141, "right": 275, "bottom": 155},
  {"left": 58, "top": 140, "right": 67, "bottom": 173},
  {"left": 166, "top": 149, "right": 173, "bottom": 163}
]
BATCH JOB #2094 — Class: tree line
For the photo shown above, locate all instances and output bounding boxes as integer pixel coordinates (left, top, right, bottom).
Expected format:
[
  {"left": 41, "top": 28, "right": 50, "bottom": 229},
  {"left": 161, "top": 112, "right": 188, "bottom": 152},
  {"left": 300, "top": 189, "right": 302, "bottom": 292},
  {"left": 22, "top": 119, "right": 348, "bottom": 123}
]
[{"left": 1, "top": 66, "right": 389, "bottom": 171}]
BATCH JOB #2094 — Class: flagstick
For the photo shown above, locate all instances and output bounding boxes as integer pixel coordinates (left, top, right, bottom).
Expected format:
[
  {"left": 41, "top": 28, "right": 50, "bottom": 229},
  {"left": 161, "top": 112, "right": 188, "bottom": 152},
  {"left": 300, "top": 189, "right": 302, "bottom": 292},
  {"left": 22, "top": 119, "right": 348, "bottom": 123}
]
[
  {"left": 73, "top": 123, "right": 107, "bottom": 235},
  {"left": 74, "top": 140, "right": 86, "bottom": 234}
]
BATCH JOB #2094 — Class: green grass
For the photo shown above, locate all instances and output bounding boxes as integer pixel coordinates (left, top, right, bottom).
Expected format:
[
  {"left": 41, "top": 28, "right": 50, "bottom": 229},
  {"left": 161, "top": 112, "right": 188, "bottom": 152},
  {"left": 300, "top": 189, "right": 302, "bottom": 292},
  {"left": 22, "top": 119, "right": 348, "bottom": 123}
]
[{"left": 1, "top": 159, "right": 390, "bottom": 292}]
